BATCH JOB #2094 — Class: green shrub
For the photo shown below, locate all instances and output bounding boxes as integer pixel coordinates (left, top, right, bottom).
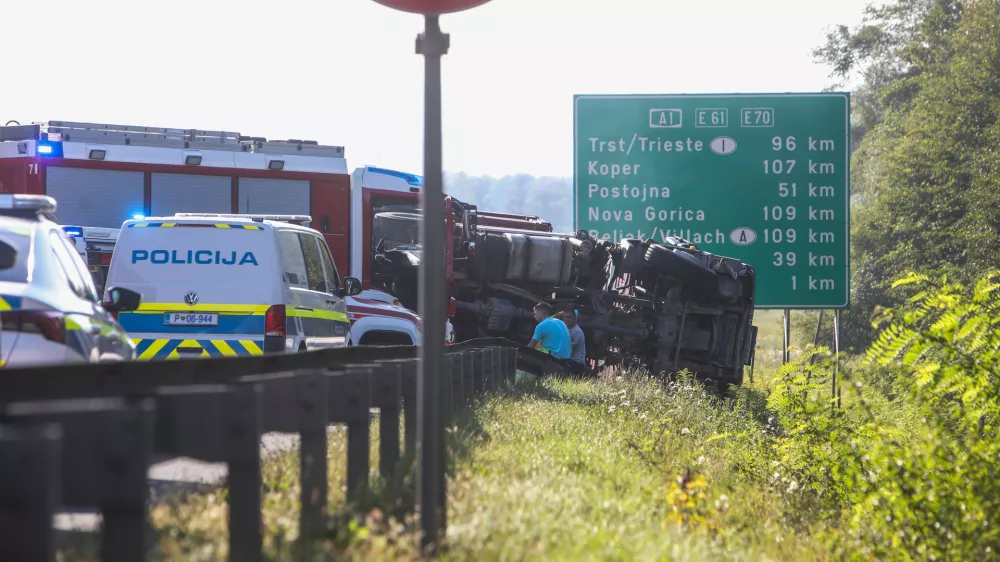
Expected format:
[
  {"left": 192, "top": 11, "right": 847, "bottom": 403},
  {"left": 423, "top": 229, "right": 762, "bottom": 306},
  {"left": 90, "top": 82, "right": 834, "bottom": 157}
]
[{"left": 771, "top": 270, "right": 1000, "bottom": 560}]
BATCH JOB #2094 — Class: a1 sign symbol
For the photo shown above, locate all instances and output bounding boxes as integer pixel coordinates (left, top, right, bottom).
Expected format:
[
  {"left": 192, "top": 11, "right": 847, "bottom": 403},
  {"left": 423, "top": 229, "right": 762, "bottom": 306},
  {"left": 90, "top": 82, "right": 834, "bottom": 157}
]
[{"left": 371, "top": 0, "right": 492, "bottom": 14}]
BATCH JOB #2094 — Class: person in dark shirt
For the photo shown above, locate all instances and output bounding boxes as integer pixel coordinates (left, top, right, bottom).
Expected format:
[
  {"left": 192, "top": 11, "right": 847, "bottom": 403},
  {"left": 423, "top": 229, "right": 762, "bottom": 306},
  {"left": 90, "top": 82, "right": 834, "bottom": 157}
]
[{"left": 558, "top": 310, "right": 589, "bottom": 376}]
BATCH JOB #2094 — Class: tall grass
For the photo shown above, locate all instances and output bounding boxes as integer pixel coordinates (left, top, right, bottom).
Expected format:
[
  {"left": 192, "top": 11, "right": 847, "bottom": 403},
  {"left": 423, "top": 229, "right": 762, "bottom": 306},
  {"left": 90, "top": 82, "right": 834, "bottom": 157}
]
[{"left": 59, "top": 273, "right": 1000, "bottom": 561}]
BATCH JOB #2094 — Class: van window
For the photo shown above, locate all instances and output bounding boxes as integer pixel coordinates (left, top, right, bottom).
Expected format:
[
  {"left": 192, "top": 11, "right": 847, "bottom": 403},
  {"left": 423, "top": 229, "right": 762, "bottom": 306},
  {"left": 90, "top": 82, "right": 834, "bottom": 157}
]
[
  {"left": 316, "top": 238, "right": 341, "bottom": 293},
  {"left": 278, "top": 230, "right": 308, "bottom": 289},
  {"left": 298, "top": 233, "right": 332, "bottom": 293}
]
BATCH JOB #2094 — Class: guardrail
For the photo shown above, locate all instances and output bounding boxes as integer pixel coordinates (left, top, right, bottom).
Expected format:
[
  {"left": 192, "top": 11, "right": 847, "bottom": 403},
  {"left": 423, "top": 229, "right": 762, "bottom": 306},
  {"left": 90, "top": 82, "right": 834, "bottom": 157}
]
[{"left": 0, "top": 343, "right": 519, "bottom": 562}]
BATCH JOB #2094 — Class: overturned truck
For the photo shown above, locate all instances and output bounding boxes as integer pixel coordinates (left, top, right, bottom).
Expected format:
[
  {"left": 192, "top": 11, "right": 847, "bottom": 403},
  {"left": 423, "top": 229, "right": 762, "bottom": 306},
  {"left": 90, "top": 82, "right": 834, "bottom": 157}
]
[{"left": 370, "top": 202, "right": 758, "bottom": 388}]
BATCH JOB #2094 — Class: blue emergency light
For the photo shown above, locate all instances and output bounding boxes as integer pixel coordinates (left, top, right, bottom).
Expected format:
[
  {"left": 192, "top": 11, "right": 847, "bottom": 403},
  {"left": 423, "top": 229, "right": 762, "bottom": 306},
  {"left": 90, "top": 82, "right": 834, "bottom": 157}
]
[
  {"left": 62, "top": 226, "right": 84, "bottom": 237},
  {"left": 35, "top": 141, "right": 64, "bottom": 157},
  {"left": 368, "top": 166, "right": 423, "bottom": 188}
]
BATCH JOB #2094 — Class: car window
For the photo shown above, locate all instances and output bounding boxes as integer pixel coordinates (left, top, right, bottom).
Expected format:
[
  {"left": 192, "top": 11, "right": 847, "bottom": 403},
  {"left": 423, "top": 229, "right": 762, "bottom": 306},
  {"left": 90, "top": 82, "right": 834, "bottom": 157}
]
[
  {"left": 0, "top": 226, "right": 33, "bottom": 283},
  {"left": 277, "top": 230, "right": 308, "bottom": 289},
  {"left": 56, "top": 233, "right": 99, "bottom": 301},
  {"left": 48, "top": 231, "right": 90, "bottom": 299},
  {"left": 298, "top": 233, "right": 332, "bottom": 293},
  {"left": 316, "top": 237, "right": 341, "bottom": 294}
]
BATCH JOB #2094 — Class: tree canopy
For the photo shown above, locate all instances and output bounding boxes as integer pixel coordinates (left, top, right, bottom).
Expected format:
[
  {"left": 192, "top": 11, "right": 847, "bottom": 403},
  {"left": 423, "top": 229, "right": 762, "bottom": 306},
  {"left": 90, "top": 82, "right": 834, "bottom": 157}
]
[{"left": 812, "top": 0, "right": 1000, "bottom": 347}]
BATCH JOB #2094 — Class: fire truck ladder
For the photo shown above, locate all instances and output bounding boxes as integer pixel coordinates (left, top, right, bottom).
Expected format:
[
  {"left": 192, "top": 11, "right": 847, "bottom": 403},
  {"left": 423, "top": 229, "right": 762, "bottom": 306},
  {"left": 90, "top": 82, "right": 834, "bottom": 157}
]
[
  {"left": 38, "top": 120, "right": 345, "bottom": 157},
  {"left": 43, "top": 120, "right": 245, "bottom": 152}
]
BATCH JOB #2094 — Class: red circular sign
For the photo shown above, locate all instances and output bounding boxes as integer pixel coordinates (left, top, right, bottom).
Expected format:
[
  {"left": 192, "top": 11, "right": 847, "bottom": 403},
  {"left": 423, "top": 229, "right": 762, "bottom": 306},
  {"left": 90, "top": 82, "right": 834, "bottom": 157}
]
[{"left": 371, "top": 0, "right": 491, "bottom": 14}]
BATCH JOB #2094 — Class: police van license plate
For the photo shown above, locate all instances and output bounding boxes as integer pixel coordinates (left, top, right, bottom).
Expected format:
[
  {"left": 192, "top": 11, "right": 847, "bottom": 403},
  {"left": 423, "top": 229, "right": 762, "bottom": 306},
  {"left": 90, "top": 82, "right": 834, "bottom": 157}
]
[{"left": 164, "top": 313, "right": 219, "bottom": 327}]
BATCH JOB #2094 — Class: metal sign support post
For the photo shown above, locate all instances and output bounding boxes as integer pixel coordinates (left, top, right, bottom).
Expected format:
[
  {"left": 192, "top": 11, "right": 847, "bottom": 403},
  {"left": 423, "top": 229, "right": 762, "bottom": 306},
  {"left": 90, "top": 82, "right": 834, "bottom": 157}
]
[
  {"left": 782, "top": 309, "right": 791, "bottom": 364},
  {"left": 833, "top": 309, "right": 841, "bottom": 409},
  {"left": 415, "top": 14, "right": 450, "bottom": 551}
]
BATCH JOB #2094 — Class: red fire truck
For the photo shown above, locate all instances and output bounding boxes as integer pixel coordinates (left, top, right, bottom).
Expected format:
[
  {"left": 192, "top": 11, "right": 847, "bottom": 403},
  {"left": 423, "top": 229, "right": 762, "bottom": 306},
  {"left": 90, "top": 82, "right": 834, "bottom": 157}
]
[{"left": 0, "top": 120, "right": 454, "bottom": 346}]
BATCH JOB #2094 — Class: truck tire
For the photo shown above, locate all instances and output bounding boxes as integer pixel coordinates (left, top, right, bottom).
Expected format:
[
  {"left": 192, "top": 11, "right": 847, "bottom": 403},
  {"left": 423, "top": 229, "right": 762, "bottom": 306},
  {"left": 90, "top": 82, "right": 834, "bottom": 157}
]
[{"left": 643, "top": 244, "right": 717, "bottom": 287}]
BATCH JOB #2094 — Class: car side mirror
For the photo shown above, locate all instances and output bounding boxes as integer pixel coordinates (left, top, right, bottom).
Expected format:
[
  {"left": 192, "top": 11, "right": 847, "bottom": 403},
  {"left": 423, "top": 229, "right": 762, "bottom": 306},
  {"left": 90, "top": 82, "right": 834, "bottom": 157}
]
[
  {"left": 0, "top": 241, "right": 17, "bottom": 270},
  {"left": 106, "top": 286, "right": 142, "bottom": 313},
  {"left": 341, "top": 276, "right": 363, "bottom": 297}
]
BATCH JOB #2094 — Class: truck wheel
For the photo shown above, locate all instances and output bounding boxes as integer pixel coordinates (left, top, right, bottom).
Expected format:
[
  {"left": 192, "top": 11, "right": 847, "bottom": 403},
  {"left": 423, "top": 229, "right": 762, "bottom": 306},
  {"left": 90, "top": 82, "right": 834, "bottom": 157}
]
[{"left": 644, "top": 244, "right": 717, "bottom": 287}]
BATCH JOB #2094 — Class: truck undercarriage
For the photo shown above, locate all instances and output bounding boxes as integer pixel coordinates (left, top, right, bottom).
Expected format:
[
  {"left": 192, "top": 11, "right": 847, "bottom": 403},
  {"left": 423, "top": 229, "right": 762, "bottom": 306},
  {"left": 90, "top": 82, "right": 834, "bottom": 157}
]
[{"left": 370, "top": 203, "right": 758, "bottom": 388}]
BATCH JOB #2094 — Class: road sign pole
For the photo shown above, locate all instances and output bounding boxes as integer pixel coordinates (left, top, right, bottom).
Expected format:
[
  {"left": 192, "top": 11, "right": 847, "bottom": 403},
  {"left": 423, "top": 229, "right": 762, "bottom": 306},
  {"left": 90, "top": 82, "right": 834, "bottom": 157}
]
[
  {"left": 415, "top": 13, "right": 449, "bottom": 551},
  {"left": 833, "top": 309, "right": 841, "bottom": 409},
  {"left": 782, "top": 309, "right": 790, "bottom": 364}
]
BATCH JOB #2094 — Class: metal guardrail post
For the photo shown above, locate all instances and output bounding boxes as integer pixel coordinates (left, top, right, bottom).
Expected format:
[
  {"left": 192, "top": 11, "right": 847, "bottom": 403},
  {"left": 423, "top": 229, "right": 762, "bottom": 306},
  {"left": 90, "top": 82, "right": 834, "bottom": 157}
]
[
  {"left": 472, "top": 350, "right": 486, "bottom": 397},
  {"left": 494, "top": 347, "right": 503, "bottom": 390},
  {"left": 400, "top": 360, "right": 418, "bottom": 461},
  {"left": 226, "top": 384, "right": 265, "bottom": 562},
  {"left": 330, "top": 367, "right": 373, "bottom": 504},
  {"left": 0, "top": 423, "right": 61, "bottom": 562},
  {"left": 154, "top": 384, "right": 264, "bottom": 562},
  {"left": 440, "top": 356, "right": 453, "bottom": 428},
  {"left": 2, "top": 398, "right": 155, "bottom": 562},
  {"left": 486, "top": 348, "right": 498, "bottom": 392},
  {"left": 368, "top": 361, "right": 403, "bottom": 484},
  {"left": 450, "top": 353, "right": 464, "bottom": 416},
  {"left": 294, "top": 372, "right": 332, "bottom": 544},
  {"left": 500, "top": 347, "right": 509, "bottom": 387},
  {"left": 462, "top": 351, "right": 475, "bottom": 405},
  {"left": 238, "top": 370, "right": 331, "bottom": 545}
]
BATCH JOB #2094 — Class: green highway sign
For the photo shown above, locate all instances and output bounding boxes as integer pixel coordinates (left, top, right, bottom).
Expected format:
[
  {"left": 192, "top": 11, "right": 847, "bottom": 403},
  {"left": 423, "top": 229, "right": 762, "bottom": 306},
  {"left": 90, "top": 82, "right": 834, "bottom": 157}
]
[{"left": 573, "top": 93, "right": 851, "bottom": 309}]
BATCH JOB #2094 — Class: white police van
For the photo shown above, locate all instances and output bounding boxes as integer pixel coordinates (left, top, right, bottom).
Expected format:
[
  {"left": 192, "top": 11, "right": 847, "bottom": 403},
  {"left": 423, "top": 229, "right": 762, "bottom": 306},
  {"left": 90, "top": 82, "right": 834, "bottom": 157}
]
[{"left": 103, "top": 213, "right": 362, "bottom": 360}]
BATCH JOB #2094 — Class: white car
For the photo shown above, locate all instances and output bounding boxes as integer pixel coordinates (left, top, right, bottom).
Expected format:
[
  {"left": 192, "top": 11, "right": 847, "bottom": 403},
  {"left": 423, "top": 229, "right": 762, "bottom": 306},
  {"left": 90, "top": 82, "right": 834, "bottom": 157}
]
[
  {"left": 348, "top": 289, "right": 455, "bottom": 346},
  {"left": 0, "top": 195, "right": 139, "bottom": 367},
  {"left": 104, "top": 213, "right": 361, "bottom": 360}
]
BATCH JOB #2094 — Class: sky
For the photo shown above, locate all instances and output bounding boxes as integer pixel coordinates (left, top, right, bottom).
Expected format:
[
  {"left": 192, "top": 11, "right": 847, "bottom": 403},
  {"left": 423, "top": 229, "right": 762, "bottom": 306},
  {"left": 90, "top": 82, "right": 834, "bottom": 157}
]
[{"left": 3, "top": 0, "right": 870, "bottom": 178}]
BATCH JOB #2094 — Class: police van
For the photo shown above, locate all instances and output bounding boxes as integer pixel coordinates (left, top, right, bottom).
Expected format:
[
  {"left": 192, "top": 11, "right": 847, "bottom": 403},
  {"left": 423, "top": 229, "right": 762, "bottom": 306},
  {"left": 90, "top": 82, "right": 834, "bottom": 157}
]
[{"left": 104, "top": 213, "right": 362, "bottom": 360}]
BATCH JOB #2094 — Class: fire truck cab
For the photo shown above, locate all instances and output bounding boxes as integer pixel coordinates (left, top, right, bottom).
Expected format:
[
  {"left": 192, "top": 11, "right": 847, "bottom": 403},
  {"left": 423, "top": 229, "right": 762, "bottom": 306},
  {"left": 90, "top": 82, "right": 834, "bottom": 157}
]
[{"left": 0, "top": 120, "right": 451, "bottom": 345}]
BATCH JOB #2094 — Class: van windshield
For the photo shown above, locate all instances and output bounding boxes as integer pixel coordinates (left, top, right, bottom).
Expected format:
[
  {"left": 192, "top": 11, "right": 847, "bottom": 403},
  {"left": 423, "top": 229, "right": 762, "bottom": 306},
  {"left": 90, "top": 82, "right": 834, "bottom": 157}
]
[{"left": 109, "top": 225, "right": 277, "bottom": 302}]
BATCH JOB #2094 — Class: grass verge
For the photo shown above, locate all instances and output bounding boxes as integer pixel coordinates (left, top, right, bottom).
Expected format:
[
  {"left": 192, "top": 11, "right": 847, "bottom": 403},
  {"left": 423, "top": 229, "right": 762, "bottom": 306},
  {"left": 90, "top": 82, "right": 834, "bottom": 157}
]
[{"left": 59, "top": 367, "right": 842, "bottom": 561}]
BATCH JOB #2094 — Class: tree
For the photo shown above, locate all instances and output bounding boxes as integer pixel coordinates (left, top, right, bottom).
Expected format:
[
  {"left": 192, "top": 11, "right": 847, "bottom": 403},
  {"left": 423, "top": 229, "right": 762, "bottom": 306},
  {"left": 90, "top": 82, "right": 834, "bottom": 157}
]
[{"left": 810, "top": 0, "right": 983, "bottom": 348}]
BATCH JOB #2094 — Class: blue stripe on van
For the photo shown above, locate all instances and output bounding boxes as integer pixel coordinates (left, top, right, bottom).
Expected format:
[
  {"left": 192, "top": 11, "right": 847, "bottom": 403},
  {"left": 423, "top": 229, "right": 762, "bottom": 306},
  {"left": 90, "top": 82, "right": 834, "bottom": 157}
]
[
  {"left": 155, "top": 339, "right": 182, "bottom": 360},
  {"left": 117, "top": 312, "right": 266, "bottom": 336}
]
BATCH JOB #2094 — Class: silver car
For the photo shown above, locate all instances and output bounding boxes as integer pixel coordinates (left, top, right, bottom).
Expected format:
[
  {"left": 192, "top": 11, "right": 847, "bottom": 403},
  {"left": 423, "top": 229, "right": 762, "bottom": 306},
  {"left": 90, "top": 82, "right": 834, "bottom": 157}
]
[{"left": 0, "top": 194, "right": 140, "bottom": 367}]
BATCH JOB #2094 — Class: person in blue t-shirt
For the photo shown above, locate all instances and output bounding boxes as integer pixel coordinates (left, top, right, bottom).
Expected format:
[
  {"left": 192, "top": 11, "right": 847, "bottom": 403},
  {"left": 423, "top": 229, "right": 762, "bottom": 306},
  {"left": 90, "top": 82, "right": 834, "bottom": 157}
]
[{"left": 527, "top": 302, "right": 572, "bottom": 360}]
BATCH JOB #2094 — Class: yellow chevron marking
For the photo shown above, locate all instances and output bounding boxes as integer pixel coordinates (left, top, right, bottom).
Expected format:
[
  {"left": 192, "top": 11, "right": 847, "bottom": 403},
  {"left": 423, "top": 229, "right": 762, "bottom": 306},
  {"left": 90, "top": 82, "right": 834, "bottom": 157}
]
[
  {"left": 213, "top": 340, "right": 238, "bottom": 357},
  {"left": 139, "top": 339, "right": 168, "bottom": 360},
  {"left": 240, "top": 340, "right": 263, "bottom": 355}
]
